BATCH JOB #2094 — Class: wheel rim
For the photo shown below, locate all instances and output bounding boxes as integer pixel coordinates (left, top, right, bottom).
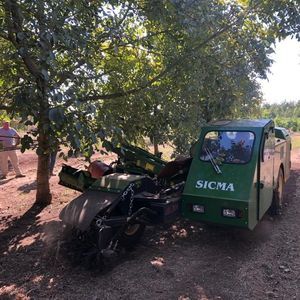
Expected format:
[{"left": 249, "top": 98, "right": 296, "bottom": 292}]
[{"left": 124, "top": 224, "right": 140, "bottom": 236}]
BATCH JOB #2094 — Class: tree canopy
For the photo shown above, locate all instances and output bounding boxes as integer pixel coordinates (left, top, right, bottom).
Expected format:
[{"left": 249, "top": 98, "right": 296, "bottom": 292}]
[{"left": 0, "top": 0, "right": 299, "bottom": 204}]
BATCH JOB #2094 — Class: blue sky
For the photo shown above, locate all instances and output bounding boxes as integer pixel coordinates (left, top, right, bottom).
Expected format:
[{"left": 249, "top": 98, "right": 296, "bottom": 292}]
[{"left": 259, "top": 37, "right": 300, "bottom": 104}]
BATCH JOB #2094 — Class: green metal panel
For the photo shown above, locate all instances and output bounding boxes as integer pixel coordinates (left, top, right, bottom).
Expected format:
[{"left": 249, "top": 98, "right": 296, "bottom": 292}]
[
  {"left": 90, "top": 173, "right": 145, "bottom": 193},
  {"left": 106, "top": 142, "right": 166, "bottom": 176},
  {"left": 58, "top": 165, "right": 96, "bottom": 192},
  {"left": 182, "top": 120, "right": 273, "bottom": 229},
  {"left": 208, "top": 119, "right": 272, "bottom": 128},
  {"left": 247, "top": 167, "right": 258, "bottom": 230},
  {"left": 258, "top": 123, "right": 275, "bottom": 219},
  {"left": 275, "top": 127, "right": 291, "bottom": 182}
]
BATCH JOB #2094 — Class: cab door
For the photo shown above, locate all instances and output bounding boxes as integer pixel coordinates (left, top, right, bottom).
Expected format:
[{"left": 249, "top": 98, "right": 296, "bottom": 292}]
[{"left": 258, "top": 127, "right": 275, "bottom": 219}]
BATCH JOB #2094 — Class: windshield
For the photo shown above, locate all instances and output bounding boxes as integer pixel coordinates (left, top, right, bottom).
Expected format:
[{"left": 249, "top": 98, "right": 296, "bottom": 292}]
[{"left": 200, "top": 131, "right": 255, "bottom": 164}]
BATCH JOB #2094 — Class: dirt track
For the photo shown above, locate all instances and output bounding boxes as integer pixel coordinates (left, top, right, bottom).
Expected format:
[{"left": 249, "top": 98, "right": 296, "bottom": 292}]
[{"left": 0, "top": 149, "right": 300, "bottom": 299}]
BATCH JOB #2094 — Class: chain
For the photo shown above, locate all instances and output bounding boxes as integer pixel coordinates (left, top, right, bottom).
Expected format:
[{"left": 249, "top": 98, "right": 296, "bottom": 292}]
[
  {"left": 96, "top": 181, "right": 135, "bottom": 227},
  {"left": 95, "top": 214, "right": 107, "bottom": 228},
  {"left": 128, "top": 184, "right": 135, "bottom": 216},
  {"left": 121, "top": 183, "right": 135, "bottom": 216},
  {"left": 93, "top": 183, "right": 136, "bottom": 254},
  {"left": 95, "top": 218, "right": 103, "bottom": 227}
]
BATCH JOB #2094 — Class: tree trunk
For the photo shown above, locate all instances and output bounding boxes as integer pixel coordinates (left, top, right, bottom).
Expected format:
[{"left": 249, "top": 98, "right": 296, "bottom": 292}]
[
  {"left": 35, "top": 132, "right": 51, "bottom": 206},
  {"left": 4, "top": 0, "right": 52, "bottom": 205},
  {"left": 36, "top": 153, "right": 51, "bottom": 205},
  {"left": 35, "top": 75, "right": 52, "bottom": 206},
  {"left": 153, "top": 136, "right": 159, "bottom": 156}
]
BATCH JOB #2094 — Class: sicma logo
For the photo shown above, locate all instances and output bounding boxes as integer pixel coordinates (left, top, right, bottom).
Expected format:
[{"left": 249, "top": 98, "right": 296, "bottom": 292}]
[{"left": 195, "top": 180, "right": 235, "bottom": 192}]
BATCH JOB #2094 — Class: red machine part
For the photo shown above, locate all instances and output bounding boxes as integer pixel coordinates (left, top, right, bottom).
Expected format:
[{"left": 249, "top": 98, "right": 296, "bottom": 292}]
[{"left": 88, "top": 161, "right": 112, "bottom": 179}]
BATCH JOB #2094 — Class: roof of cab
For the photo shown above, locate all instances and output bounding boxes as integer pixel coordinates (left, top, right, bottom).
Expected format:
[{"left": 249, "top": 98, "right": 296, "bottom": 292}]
[{"left": 207, "top": 119, "right": 273, "bottom": 128}]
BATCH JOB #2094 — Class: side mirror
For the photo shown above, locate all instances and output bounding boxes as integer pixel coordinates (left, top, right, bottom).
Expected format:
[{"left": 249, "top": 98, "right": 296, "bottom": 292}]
[{"left": 189, "top": 141, "right": 197, "bottom": 158}]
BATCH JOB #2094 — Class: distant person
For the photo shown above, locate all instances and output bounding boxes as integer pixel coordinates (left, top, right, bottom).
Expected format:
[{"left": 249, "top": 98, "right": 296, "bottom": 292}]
[
  {"left": 0, "top": 121, "right": 25, "bottom": 179},
  {"left": 49, "top": 147, "right": 58, "bottom": 176},
  {"left": 49, "top": 136, "right": 62, "bottom": 176}
]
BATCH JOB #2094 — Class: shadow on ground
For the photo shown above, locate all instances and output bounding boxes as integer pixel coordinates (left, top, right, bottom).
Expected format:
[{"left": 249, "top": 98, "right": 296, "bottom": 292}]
[
  {"left": 0, "top": 168, "right": 298, "bottom": 299},
  {"left": 17, "top": 180, "right": 37, "bottom": 193},
  {"left": 0, "top": 203, "right": 67, "bottom": 299}
]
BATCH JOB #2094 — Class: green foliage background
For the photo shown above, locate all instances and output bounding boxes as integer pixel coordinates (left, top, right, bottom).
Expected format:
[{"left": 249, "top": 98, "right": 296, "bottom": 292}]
[{"left": 262, "top": 101, "right": 300, "bottom": 131}]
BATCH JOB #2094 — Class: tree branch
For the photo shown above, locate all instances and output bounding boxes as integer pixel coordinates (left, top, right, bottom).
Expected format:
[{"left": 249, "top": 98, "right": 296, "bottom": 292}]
[
  {"left": 0, "top": 104, "right": 12, "bottom": 111},
  {"left": 4, "top": 0, "right": 41, "bottom": 79},
  {"left": 78, "top": 6, "right": 255, "bottom": 103},
  {"left": 0, "top": 33, "right": 9, "bottom": 40},
  {"left": 114, "top": 3, "right": 132, "bottom": 28},
  {"left": 80, "top": 22, "right": 235, "bottom": 102},
  {"left": 101, "top": 30, "right": 172, "bottom": 53}
]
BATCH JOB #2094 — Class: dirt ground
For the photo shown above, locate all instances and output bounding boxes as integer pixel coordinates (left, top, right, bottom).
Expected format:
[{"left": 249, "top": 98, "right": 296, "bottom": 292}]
[{"left": 0, "top": 148, "right": 300, "bottom": 300}]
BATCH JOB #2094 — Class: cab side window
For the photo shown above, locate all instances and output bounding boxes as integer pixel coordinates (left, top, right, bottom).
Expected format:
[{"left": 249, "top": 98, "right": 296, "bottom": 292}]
[{"left": 262, "top": 129, "right": 274, "bottom": 162}]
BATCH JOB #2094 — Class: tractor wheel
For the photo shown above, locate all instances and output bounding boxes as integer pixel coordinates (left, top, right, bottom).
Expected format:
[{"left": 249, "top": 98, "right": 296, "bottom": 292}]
[
  {"left": 270, "top": 168, "right": 284, "bottom": 215},
  {"left": 119, "top": 223, "right": 145, "bottom": 249}
]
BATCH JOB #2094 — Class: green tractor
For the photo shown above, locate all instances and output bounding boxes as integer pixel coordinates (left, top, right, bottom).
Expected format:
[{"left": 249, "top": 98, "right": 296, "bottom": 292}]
[{"left": 59, "top": 119, "right": 291, "bottom": 262}]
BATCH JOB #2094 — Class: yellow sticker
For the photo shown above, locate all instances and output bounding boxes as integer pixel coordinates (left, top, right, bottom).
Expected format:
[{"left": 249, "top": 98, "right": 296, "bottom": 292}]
[{"left": 145, "top": 163, "right": 155, "bottom": 171}]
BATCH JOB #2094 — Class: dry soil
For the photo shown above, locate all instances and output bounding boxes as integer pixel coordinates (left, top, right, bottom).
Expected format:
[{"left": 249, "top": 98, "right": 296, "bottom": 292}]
[{"left": 0, "top": 149, "right": 300, "bottom": 299}]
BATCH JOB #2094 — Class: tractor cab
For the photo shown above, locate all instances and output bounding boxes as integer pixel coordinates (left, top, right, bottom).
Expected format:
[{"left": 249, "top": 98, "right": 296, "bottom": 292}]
[{"left": 181, "top": 119, "right": 277, "bottom": 230}]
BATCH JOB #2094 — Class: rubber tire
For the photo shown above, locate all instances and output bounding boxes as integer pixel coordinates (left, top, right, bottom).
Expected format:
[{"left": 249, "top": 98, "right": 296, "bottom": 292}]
[
  {"left": 269, "top": 168, "right": 284, "bottom": 215},
  {"left": 119, "top": 223, "right": 146, "bottom": 249}
]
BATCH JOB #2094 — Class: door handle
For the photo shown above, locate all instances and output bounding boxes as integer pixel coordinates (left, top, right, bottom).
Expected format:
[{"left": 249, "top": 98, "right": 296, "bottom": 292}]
[{"left": 255, "top": 182, "right": 264, "bottom": 189}]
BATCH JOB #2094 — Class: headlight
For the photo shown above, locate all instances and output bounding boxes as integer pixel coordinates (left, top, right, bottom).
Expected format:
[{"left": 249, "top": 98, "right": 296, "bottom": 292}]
[
  {"left": 192, "top": 204, "right": 205, "bottom": 213},
  {"left": 222, "top": 208, "right": 243, "bottom": 218}
]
